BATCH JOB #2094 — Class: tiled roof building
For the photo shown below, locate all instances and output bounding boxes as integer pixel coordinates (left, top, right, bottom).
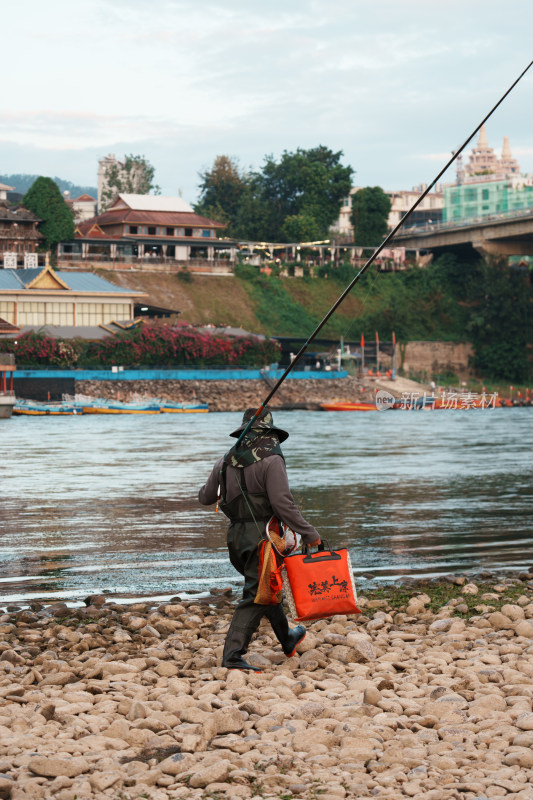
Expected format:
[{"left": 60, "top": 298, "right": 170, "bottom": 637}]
[
  {"left": 0, "top": 265, "right": 145, "bottom": 327},
  {"left": 0, "top": 202, "right": 42, "bottom": 266},
  {"left": 60, "top": 193, "right": 236, "bottom": 270}
]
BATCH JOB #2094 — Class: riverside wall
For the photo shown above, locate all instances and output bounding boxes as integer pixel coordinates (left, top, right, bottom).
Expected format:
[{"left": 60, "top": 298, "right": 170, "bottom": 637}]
[
  {"left": 76, "top": 376, "right": 371, "bottom": 412},
  {"left": 400, "top": 341, "right": 474, "bottom": 379}
]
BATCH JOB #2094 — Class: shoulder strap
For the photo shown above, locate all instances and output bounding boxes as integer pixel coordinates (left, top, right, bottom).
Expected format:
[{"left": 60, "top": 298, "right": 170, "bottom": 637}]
[{"left": 219, "top": 462, "right": 247, "bottom": 504}]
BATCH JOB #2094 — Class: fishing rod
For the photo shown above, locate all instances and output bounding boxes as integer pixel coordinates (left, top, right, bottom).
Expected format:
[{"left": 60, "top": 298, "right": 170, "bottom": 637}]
[{"left": 235, "top": 58, "right": 533, "bottom": 447}]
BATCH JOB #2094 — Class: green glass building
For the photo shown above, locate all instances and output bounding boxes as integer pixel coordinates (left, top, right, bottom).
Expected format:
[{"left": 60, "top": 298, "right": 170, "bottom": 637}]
[{"left": 444, "top": 180, "right": 533, "bottom": 223}]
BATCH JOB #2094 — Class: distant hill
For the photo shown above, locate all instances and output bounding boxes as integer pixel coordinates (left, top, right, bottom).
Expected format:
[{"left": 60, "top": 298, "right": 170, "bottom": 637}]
[{"left": 0, "top": 174, "right": 97, "bottom": 200}]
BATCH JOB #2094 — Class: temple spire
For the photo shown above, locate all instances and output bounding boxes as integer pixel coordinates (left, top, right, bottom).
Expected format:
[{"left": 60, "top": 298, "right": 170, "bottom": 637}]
[
  {"left": 477, "top": 124, "right": 489, "bottom": 148},
  {"left": 502, "top": 135, "right": 511, "bottom": 158}
]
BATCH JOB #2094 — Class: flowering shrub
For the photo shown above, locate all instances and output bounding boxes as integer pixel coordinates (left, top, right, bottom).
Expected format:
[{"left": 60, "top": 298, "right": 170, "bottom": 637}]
[
  {"left": 86, "top": 322, "right": 281, "bottom": 367},
  {"left": 0, "top": 330, "right": 83, "bottom": 367},
  {"left": 0, "top": 323, "right": 281, "bottom": 368}
]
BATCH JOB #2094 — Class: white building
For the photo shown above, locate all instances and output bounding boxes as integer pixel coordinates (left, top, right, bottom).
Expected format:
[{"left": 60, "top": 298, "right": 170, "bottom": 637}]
[
  {"left": 332, "top": 186, "right": 444, "bottom": 240},
  {"left": 0, "top": 182, "right": 14, "bottom": 202}
]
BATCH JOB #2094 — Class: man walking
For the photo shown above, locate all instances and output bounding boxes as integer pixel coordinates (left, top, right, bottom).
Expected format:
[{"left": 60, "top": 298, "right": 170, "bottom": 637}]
[{"left": 199, "top": 408, "right": 321, "bottom": 671}]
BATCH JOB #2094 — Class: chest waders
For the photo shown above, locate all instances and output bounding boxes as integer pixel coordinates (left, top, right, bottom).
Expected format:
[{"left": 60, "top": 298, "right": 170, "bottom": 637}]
[{"left": 218, "top": 463, "right": 306, "bottom": 671}]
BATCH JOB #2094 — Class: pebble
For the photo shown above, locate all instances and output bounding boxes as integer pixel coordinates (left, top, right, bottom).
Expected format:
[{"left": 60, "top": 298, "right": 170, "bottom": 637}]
[{"left": 0, "top": 579, "right": 531, "bottom": 798}]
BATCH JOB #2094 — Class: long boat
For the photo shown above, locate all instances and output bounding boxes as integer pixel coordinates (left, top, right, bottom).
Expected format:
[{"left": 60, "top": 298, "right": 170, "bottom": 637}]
[
  {"left": 13, "top": 397, "right": 210, "bottom": 416},
  {"left": 321, "top": 401, "right": 377, "bottom": 412},
  {"left": 81, "top": 402, "right": 161, "bottom": 415},
  {"left": 160, "top": 402, "right": 209, "bottom": 413},
  {"left": 13, "top": 401, "right": 82, "bottom": 416},
  {"left": 79, "top": 399, "right": 209, "bottom": 414}
]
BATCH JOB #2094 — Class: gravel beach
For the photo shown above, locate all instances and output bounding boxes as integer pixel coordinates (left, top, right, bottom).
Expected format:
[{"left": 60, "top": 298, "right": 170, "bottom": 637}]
[{"left": 2, "top": 574, "right": 533, "bottom": 800}]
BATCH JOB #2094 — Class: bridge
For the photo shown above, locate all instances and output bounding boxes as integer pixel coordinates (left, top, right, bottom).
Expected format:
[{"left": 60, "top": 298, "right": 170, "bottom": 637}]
[{"left": 393, "top": 208, "right": 533, "bottom": 258}]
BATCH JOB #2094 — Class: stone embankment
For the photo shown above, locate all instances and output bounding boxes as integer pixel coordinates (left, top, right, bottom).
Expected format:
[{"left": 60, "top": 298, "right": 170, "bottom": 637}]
[
  {"left": 2, "top": 574, "right": 533, "bottom": 799},
  {"left": 77, "top": 376, "right": 376, "bottom": 412}
]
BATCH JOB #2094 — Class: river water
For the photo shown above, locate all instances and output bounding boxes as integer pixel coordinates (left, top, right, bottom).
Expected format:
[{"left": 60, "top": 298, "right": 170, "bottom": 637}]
[{"left": 1, "top": 408, "right": 532, "bottom": 608}]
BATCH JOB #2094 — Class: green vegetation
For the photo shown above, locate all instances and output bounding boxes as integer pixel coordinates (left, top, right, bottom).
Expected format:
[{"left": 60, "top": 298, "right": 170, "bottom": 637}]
[
  {"left": 362, "top": 578, "right": 532, "bottom": 617},
  {"left": 234, "top": 253, "right": 532, "bottom": 381},
  {"left": 351, "top": 186, "right": 391, "bottom": 246},
  {"left": 195, "top": 146, "right": 353, "bottom": 242},
  {"left": 22, "top": 177, "right": 75, "bottom": 255},
  {"left": 100, "top": 154, "right": 160, "bottom": 210}
]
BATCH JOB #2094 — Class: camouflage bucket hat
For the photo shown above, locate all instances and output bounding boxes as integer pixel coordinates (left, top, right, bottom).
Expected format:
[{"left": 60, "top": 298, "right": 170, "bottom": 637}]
[{"left": 229, "top": 407, "right": 289, "bottom": 443}]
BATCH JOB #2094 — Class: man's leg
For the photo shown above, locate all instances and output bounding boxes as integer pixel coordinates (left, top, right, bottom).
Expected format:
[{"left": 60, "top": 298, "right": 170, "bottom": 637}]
[
  {"left": 266, "top": 604, "right": 306, "bottom": 657},
  {"left": 222, "top": 525, "right": 268, "bottom": 671}
]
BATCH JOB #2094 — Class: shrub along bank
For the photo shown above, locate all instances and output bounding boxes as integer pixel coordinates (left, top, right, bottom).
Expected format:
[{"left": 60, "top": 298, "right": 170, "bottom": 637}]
[{"left": 0, "top": 322, "right": 281, "bottom": 369}]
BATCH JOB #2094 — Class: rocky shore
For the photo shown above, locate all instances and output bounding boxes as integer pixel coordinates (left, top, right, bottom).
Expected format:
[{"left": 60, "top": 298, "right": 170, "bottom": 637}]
[
  {"left": 2, "top": 574, "right": 533, "bottom": 800},
  {"left": 76, "top": 376, "right": 375, "bottom": 412}
]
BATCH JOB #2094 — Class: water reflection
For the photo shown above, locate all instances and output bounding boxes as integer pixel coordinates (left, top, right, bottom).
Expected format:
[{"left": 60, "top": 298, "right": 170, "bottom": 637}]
[{"left": 0, "top": 409, "right": 532, "bottom": 605}]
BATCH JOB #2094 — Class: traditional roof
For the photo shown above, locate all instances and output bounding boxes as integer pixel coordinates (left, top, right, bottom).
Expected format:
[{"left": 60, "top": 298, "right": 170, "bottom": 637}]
[
  {"left": 88, "top": 208, "right": 224, "bottom": 228},
  {"left": 0, "top": 266, "right": 143, "bottom": 294},
  {"left": 75, "top": 221, "right": 118, "bottom": 239},
  {"left": 0, "top": 182, "right": 15, "bottom": 192},
  {"left": 0, "top": 317, "right": 20, "bottom": 334},
  {"left": 0, "top": 204, "right": 40, "bottom": 223},
  {"left": 111, "top": 194, "right": 194, "bottom": 213},
  {"left": 73, "top": 194, "right": 96, "bottom": 202}
]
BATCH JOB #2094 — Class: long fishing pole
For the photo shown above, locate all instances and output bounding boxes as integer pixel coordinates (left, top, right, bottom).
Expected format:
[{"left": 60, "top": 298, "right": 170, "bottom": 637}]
[{"left": 235, "top": 58, "right": 533, "bottom": 447}]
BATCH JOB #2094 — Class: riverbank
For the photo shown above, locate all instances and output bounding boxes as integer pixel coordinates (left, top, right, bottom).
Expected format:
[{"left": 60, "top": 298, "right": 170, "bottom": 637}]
[
  {"left": 76, "top": 375, "right": 421, "bottom": 412},
  {"left": 2, "top": 573, "right": 533, "bottom": 799}
]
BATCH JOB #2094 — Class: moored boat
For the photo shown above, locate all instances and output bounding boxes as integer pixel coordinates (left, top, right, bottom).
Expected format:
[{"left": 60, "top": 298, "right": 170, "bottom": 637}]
[
  {"left": 13, "top": 401, "right": 81, "bottom": 416},
  {"left": 321, "top": 401, "right": 377, "bottom": 411},
  {"left": 160, "top": 403, "right": 209, "bottom": 413}
]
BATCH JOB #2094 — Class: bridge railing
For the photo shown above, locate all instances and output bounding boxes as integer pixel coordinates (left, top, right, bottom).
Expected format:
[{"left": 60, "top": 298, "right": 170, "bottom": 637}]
[{"left": 396, "top": 206, "right": 533, "bottom": 237}]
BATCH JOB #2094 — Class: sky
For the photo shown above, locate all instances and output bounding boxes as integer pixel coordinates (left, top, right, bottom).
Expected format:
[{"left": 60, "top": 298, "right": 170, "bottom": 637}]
[{"left": 2, "top": 0, "right": 533, "bottom": 203}]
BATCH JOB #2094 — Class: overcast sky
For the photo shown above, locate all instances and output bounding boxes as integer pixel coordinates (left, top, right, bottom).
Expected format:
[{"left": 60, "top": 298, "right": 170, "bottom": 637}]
[{"left": 2, "top": 0, "right": 532, "bottom": 202}]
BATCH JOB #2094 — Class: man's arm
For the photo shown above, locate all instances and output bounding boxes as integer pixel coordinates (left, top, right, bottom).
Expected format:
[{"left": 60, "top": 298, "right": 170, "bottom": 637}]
[
  {"left": 198, "top": 456, "right": 224, "bottom": 506},
  {"left": 264, "top": 457, "right": 320, "bottom": 545}
]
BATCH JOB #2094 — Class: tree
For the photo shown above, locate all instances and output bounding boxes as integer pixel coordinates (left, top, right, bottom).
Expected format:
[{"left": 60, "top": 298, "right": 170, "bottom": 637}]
[
  {"left": 194, "top": 155, "right": 247, "bottom": 236},
  {"left": 100, "top": 154, "right": 160, "bottom": 210},
  {"left": 351, "top": 186, "right": 391, "bottom": 247},
  {"left": 467, "top": 258, "right": 531, "bottom": 382},
  {"left": 22, "top": 177, "right": 75, "bottom": 255},
  {"left": 258, "top": 146, "right": 353, "bottom": 242}
]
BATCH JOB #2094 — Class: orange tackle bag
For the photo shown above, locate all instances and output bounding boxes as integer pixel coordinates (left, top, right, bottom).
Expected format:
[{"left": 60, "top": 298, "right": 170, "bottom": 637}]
[{"left": 283, "top": 540, "right": 361, "bottom": 622}]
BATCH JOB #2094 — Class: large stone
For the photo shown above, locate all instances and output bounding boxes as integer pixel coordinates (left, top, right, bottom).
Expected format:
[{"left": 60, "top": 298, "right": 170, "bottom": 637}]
[
  {"left": 28, "top": 757, "right": 89, "bottom": 779},
  {"left": 104, "top": 719, "right": 131, "bottom": 739},
  {"left": 88, "top": 772, "right": 121, "bottom": 792},
  {"left": 428, "top": 618, "right": 454, "bottom": 633},
  {"left": 212, "top": 707, "right": 245, "bottom": 734},
  {"left": 159, "top": 753, "right": 196, "bottom": 776},
  {"left": 516, "top": 712, "right": 533, "bottom": 731},
  {"left": 39, "top": 672, "right": 74, "bottom": 687},
  {"left": 501, "top": 604, "right": 525, "bottom": 621},
  {"left": 513, "top": 731, "right": 533, "bottom": 747},
  {"left": 155, "top": 662, "right": 179, "bottom": 678},
  {"left": 100, "top": 661, "right": 139, "bottom": 677},
  {"left": 161, "top": 694, "right": 196, "bottom": 714},
  {"left": 293, "top": 702, "right": 326, "bottom": 722},
  {"left": 488, "top": 612, "right": 514, "bottom": 630},
  {"left": 329, "top": 645, "right": 353, "bottom": 664},
  {"left": 295, "top": 633, "right": 318, "bottom": 653},
  {"left": 515, "top": 620, "right": 533, "bottom": 638},
  {"left": 348, "top": 638, "right": 375, "bottom": 663},
  {"left": 469, "top": 694, "right": 507, "bottom": 714},
  {"left": 504, "top": 748, "right": 533, "bottom": 768},
  {"left": 161, "top": 604, "right": 187, "bottom": 618},
  {"left": 363, "top": 686, "right": 382, "bottom": 706},
  {"left": 0, "top": 776, "right": 13, "bottom": 800},
  {"left": 188, "top": 760, "right": 232, "bottom": 788}
]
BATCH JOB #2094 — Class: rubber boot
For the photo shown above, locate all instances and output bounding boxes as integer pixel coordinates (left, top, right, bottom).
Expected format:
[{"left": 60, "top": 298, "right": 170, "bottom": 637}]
[
  {"left": 267, "top": 605, "right": 306, "bottom": 657},
  {"left": 221, "top": 623, "right": 262, "bottom": 672}
]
